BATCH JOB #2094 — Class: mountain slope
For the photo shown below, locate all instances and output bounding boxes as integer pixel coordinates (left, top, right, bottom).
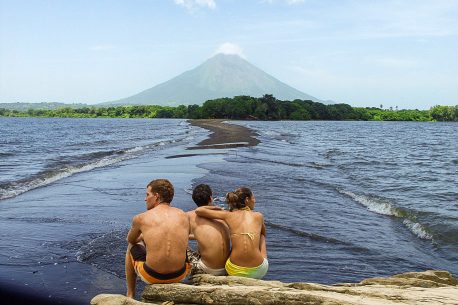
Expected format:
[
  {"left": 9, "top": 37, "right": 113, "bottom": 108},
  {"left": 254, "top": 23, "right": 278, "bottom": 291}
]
[{"left": 103, "top": 54, "right": 320, "bottom": 106}]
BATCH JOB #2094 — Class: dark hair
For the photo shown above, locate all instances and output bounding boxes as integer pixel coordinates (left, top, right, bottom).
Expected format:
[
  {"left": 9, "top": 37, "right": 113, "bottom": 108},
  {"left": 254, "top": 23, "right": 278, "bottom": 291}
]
[
  {"left": 226, "top": 187, "right": 253, "bottom": 211},
  {"left": 147, "top": 179, "right": 174, "bottom": 203},
  {"left": 192, "top": 184, "right": 212, "bottom": 207}
]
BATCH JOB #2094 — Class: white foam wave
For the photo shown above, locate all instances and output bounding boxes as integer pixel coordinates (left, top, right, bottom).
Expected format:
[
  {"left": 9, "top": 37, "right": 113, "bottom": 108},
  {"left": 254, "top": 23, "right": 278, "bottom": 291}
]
[
  {"left": 0, "top": 139, "right": 180, "bottom": 200},
  {"left": 1, "top": 157, "right": 127, "bottom": 200},
  {"left": 403, "top": 219, "right": 433, "bottom": 240},
  {"left": 338, "top": 190, "right": 396, "bottom": 216},
  {"left": 262, "top": 130, "right": 282, "bottom": 137},
  {"left": 339, "top": 189, "right": 433, "bottom": 241},
  {"left": 126, "top": 146, "right": 144, "bottom": 153}
]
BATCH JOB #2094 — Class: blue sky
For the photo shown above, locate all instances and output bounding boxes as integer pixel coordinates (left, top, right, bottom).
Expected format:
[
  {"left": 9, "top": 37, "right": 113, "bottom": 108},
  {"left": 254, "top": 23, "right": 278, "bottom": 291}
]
[{"left": 1, "top": 0, "right": 457, "bottom": 109}]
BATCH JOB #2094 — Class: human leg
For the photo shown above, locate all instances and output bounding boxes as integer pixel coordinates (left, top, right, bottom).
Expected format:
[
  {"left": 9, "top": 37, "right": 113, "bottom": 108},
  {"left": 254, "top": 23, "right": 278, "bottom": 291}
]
[{"left": 125, "top": 244, "right": 137, "bottom": 298}]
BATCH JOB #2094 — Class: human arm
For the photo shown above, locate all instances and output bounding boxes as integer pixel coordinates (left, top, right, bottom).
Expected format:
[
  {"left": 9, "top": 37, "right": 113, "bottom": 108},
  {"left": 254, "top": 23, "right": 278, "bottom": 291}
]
[
  {"left": 259, "top": 213, "right": 266, "bottom": 237},
  {"left": 259, "top": 214, "right": 267, "bottom": 258},
  {"left": 259, "top": 233, "right": 267, "bottom": 259},
  {"left": 195, "top": 205, "right": 228, "bottom": 220},
  {"left": 187, "top": 211, "right": 196, "bottom": 240},
  {"left": 127, "top": 215, "right": 142, "bottom": 244}
]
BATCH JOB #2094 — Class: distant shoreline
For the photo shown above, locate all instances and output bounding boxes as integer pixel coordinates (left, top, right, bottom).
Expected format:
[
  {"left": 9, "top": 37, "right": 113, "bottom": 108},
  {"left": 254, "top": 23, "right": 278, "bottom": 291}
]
[
  {"left": 2, "top": 95, "right": 456, "bottom": 121},
  {"left": 188, "top": 119, "right": 260, "bottom": 150}
]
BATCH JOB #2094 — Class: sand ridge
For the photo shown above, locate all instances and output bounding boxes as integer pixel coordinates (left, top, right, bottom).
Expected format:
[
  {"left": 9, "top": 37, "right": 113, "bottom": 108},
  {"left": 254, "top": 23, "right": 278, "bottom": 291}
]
[{"left": 188, "top": 119, "right": 260, "bottom": 150}]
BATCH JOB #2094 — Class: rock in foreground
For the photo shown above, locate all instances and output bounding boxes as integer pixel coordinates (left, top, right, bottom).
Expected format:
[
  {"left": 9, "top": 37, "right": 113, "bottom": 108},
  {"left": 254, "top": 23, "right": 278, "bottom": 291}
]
[{"left": 91, "top": 270, "right": 458, "bottom": 305}]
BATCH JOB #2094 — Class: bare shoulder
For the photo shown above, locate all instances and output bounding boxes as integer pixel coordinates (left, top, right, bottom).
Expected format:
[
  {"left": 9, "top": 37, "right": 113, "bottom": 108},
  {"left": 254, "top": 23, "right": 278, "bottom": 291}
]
[
  {"left": 170, "top": 206, "right": 187, "bottom": 216},
  {"left": 133, "top": 211, "right": 147, "bottom": 223},
  {"left": 253, "top": 211, "right": 264, "bottom": 220},
  {"left": 170, "top": 206, "right": 189, "bottom": 223}
]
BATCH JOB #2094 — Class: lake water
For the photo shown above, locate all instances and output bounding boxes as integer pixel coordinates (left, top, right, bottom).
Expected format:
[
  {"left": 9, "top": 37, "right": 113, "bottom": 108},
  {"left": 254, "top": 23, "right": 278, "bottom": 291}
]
[
  {"left": 202, "top": 120, "right": 458, "bottom": 283},
  {"left": 0, "top": 117, "right": 457, "bottom": 301}
]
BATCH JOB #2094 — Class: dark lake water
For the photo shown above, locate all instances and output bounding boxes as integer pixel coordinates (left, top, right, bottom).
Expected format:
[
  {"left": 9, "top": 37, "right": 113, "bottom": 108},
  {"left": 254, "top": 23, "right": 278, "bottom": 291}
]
[
  {"left": 197, "top": 120, "right": 458, "bottom": 283},
  {"left": 0, "top": 118, "right": 457, "bottom": 301}
]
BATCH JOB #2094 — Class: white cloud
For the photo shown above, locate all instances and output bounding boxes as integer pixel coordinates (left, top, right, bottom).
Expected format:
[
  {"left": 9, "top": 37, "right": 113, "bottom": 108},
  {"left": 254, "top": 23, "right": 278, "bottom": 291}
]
[
  {"left": 174, "top": 0, "right": 216, "bottom": 11},
  {"left": 213, "top": 42, "right": 246, "bottom": 58}
]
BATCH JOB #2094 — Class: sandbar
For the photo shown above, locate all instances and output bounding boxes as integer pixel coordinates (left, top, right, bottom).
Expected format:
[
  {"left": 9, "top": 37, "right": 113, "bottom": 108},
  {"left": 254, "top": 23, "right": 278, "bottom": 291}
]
[{"left": 188, "top": 119, "right": 260, "bottom": 150}]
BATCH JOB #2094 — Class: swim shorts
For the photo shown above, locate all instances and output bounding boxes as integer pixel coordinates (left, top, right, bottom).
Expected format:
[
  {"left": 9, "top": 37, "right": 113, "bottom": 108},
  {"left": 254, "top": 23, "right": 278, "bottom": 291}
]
[
  {"left": 195, "top": 258, "right": 227, "bottom": 276},
  {"left": 129, "top": 243, "right": 191, "bottom": 284},
  {"left": 225, "top": 257, "right": 268, "bottom": 279}
]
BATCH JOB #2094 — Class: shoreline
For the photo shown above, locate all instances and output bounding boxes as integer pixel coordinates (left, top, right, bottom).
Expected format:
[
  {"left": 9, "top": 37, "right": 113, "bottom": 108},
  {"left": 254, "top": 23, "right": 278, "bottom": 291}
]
[{"left": 188, "top": 119, "right": 260, "bottom": 149}]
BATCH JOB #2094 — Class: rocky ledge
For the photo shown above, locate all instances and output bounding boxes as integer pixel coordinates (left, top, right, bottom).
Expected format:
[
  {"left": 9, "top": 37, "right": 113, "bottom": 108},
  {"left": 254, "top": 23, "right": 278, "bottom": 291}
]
[{"left": 91, "top": 270, "right": 458, "bottom": 305}]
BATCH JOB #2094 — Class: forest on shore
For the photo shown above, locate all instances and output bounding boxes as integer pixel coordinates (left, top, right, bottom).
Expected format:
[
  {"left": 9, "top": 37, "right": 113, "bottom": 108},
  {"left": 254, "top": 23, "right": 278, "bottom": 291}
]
[{"left": 1, "top": 95, "right": 457, "bottom": 122}]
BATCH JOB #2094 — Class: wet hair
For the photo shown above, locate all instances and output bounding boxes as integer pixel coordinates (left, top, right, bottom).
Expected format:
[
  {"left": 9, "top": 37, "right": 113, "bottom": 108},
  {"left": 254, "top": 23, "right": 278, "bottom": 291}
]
[
  {"left": 226, "top": 187, "right": 253, "bottom": 211},
  {"left": 192, "top": 184, "right": 212, "bottom": 207},
  {"left": 147, "top": 179, "right": 174, "bottom": 203}
]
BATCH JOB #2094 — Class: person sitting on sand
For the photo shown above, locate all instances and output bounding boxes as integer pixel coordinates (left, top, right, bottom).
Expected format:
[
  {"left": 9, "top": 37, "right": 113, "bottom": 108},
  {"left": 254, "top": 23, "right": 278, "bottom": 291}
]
[
  {"left": 187, "top": 184, "right": 230, "bottom": 276},
  {"left": 195, "top": 187, "right": 268, "bottom": 279},
  {"left": 125, "top": 179, "right": 191, "bottom": 298}
]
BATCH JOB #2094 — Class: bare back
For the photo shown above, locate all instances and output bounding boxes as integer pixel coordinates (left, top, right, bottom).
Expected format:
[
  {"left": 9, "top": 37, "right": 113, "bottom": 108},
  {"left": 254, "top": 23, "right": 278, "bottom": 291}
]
[
  {"left": 188, "top": 211, "right": 230, "bottom": 269},
  {"left": 224, "top": 210, "right": 264, "bottom": 267},
  {"left": 137, "top": 204, "right": 189, "bottom": 273}
]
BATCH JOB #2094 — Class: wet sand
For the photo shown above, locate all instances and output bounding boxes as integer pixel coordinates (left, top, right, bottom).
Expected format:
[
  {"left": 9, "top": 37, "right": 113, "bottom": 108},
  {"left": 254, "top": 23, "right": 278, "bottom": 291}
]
[{"left": 188, "top": 119, "right": 260, "bottom": 149}]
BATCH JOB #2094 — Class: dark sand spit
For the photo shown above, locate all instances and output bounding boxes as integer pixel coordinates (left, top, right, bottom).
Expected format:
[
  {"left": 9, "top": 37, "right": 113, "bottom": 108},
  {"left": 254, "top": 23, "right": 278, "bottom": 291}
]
[{"left": 188, "top": 119, "right": 260, "bottom": 149}]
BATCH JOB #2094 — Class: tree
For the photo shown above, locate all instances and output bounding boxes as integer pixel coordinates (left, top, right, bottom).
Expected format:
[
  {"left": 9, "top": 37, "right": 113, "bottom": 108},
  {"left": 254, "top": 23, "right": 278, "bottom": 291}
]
[
  {"left": 259, "top": 94, "right": 280, "bottom": 120},
  {"left": 187, "top": 105, "right": 202, "bottom": 119},
  {"left": 430, "top": 105, "right": 456, "bottom": 121}
]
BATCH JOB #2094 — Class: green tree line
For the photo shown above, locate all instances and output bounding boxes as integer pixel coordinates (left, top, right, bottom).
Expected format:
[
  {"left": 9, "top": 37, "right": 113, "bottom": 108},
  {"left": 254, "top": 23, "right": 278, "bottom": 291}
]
[{"left": 1, "top": 95, "right": 457, "bottom": 121}]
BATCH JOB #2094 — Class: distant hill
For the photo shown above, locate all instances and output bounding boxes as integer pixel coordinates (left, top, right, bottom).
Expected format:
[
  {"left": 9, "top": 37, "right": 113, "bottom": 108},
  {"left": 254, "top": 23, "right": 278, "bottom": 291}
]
[
  {"left": 102, "top": 54, "right": 322, "bottom": 106},
  {"left": 0, "top": 102, "right": 88, "bottom": 111}
]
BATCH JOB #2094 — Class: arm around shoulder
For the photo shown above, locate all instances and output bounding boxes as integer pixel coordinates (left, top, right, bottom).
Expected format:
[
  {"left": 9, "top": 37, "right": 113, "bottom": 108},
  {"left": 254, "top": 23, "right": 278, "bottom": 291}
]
[{"left": 195, "top": 206, "right": 228, "bottom": 220}]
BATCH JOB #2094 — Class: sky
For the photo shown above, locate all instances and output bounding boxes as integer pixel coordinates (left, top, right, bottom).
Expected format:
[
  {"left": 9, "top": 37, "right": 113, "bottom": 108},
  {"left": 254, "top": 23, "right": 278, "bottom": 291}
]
[{"left": 1, "top": 0, "right": 457, "bottom": 109}]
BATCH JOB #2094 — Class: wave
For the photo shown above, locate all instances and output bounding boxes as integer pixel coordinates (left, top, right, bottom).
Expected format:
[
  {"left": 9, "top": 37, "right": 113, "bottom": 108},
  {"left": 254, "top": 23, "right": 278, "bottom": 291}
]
[
  {"left": 239, "top": 155, "right": 304, "bottom": 167},
  {"left": 324, "top": 148, "right": 343, "bottom": 159},
  {"left": 238, "top": 155, "right": 330, "bottom": 169},
  {"left": 310, "top": 162, "right": 333, "bottom": 169},
  {"left": 74, "top": 230, "right": 127, "bottom": 277},
  {"left": 0, "top": 139, "right": 179, "bottom": 200},
  {"left": 338, "top": 189, "right": 433, "bottom": 240},
  {"left": 265, "top": 221, "right": 373, "bottom": 254},
  {"left": 265, "top": 221, "right": 347, "bottom": 244},
  {"left": 0, "top": 152, "right": 16, "bottom": 157},
  {"left": 3, "top": 216, "right": 82, "bottom": 224}
]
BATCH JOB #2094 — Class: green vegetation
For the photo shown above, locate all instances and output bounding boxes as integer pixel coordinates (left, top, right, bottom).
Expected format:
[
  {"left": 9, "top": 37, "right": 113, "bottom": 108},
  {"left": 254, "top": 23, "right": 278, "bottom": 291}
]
[{"left": 0, "top": 95, "right": 457, "bottom": 121}]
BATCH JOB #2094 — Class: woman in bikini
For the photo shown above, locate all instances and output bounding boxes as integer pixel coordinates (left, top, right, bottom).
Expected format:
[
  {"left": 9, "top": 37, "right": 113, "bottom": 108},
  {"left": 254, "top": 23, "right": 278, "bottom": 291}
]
[{"left": 195, "top": 187, "right": 268, "bottom": 279}]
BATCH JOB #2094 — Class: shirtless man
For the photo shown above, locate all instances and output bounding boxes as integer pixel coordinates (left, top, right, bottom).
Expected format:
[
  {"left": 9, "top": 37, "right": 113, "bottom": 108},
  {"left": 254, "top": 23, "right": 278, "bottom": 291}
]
[
  {"left": 125, "top": 179, "right": 190, "bottom": 298},
  {"left": 187, "top": 184, "right": 230, "bottom": 276}
]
